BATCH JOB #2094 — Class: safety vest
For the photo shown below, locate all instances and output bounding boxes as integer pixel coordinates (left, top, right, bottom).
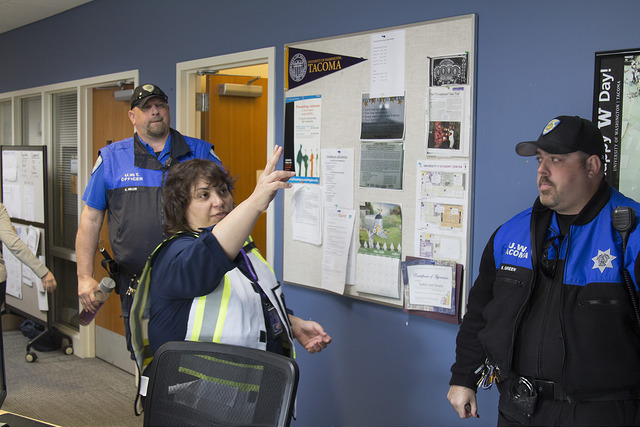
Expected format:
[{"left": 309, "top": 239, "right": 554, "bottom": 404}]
[
  {"left": 185, "top": 242, "right": 295, "bottom": 357},
  {"left": 130, "top": 232, "right": 193, "bottom": 377},
  {"left": 130, "top": 233, "right": 296, "bottom": 415},
  {"left": 130, "top": 233, "right": 296, "bottom": 377}
]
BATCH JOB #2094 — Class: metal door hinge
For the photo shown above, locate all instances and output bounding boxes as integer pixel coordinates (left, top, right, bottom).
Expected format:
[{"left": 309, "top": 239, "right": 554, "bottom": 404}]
[{"left": 195, "top": 93, "right": 209, "bottom": 112}]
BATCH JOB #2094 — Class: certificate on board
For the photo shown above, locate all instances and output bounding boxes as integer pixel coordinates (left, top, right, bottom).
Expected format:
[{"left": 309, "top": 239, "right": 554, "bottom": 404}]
[{"left": 402, "top": 257, "right": 457, "bottom": 314}]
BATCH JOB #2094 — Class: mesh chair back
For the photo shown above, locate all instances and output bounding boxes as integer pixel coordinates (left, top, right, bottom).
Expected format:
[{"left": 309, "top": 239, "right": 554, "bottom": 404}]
[{"left": 143, "top": 341, "right": 299, "bottom": 427}]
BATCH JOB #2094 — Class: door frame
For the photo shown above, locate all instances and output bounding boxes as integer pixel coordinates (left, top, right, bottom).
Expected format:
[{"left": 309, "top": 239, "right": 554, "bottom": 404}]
[
  {"left": 176, "top": 47, "right": 276, "bottom": 266},
  {"left": 77, "top": 70, "right": 138, "bottom": 361}
]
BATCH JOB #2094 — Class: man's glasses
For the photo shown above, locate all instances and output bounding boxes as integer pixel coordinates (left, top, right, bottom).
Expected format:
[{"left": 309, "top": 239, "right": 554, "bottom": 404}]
[{"left": 540, "top": 234, "right": 563, "bottom": 278}]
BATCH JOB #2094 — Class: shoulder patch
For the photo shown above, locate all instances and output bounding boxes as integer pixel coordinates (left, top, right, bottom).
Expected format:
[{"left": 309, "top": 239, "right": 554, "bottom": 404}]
[{"left": 91, "top": 155, "right": 103, "bottom": 175}]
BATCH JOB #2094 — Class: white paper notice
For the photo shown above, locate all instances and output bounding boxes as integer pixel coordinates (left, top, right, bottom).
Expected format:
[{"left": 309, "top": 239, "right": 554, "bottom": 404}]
[
  {"left": 3, "top": 243, "right": 22, "bottom": 299},
  {"left": 3, "top": 184, "right": 21, "bottom": 218},
  {"left": 414, "top": 159, "right": 469, "bottom": 263},
  {"left": 370, "top": 30, "right": 406, "bottom": 98},
  {"left": 37, "top": 285, "right": 49, "bottom": 310},
  {"left": 23, "top": 185, "right": 36, "bottom": 222},
  {"left": 321, "top": 208, "right": 356, "bottom": 294},
  {"left": 345, "top": 225, "right": 358, "bottom": 285},
  {"left": 2, "top": 152, "right": 18, "bottom": 181},
  {"left": 36, "top": 255, "right": 49, "bottom": 310},
  {"left": 291, "top": 184, "right": 323, "bottom": 245},
  {"left": 355, "top": 253, "right": 401, "bottom": 299},
  {"left": 426, "top": 85, "right": 470, "bottom": 156},
  {"left": 321, "top": 148, "right": 354, "bottom": 209},
  {"left": 21, "top": 225, "right": 40, "bottom": 286},
  {"left": 26, "top": 225, "right": 40, "bottom": 254}
]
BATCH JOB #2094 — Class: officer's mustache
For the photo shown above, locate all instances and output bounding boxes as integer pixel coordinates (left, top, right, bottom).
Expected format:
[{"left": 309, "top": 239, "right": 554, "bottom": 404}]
[{"left": 538, "top": 177, "right": 555, "bottom": 189}]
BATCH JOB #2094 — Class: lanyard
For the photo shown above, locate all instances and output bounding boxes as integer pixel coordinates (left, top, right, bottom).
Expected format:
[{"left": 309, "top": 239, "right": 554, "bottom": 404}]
[
  {"left": 240, "top": 246, "right": 285, "bottom": 341},
  {"left": 240, "top": 247, "right": 259, "bottom": 282}
]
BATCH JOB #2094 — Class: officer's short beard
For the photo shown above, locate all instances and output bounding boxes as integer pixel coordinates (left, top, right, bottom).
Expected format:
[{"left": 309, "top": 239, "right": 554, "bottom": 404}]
[{"left": 146, "top": 120, "right": 168, "bottom": 138}]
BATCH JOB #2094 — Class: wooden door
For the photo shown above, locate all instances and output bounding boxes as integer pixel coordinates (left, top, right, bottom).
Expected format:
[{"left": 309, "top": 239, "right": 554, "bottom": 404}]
[
  {"left": 204, "top": 75, "right": 268, "bottom": 256},
  {"left": 91, "top": 86, "right": 133, "bottom": 334}
]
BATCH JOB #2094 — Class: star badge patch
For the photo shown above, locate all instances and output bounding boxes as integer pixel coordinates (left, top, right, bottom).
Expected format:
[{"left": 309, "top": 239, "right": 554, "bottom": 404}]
[{"left": 591, "top": 249, "right": 616, "bottom": 273}]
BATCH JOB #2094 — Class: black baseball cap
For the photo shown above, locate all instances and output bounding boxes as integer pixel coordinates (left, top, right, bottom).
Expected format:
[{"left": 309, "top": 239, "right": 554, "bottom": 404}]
[
  {"left": 130, "top": 83, "right": 168, "bottom": 109},
  {"left": 515, "top": 116, "right": 605, "bottom": 159}
]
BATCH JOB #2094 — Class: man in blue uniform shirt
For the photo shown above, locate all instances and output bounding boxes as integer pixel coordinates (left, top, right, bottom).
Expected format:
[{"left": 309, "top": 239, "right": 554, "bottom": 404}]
[
  {"left": 448, "top": 116, "right": 640, "bottom": 425},
  {"left": 76, "top": 83, "right": 222, "bottom": 356}
]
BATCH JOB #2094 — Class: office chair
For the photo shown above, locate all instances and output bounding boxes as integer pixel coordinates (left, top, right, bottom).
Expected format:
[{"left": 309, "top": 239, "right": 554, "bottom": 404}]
[{"left": 143, "top": 341, "right": 299, "bottom": 427}]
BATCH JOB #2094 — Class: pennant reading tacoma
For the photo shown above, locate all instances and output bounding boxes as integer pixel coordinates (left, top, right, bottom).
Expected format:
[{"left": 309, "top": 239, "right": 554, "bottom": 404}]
[{"left": 286, "top": 47, "right": 367, "bottom": 90}]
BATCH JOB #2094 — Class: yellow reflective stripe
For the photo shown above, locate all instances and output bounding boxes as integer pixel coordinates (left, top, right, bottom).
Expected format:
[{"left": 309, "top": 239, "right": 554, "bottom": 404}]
[
  {"left": 142, "top": 356, "right": 154, "bottom": 371},
  {"left": 189, "top": 297, "right": 207, "bottom": 341},
  {"left": 178, "top": 367, "right": 260, "bottom": 392},
  {"left": 141, "top": 337, "right": 154, "bottom": 370},
  {"left": 196, "top": 354, "right": 265, "bottom": 371},
  {"left": 212, "top": 275, "right": 232, "bottom": 342},
  {"left": 248, "top": 247, "right": 274, "bottom": 274}
]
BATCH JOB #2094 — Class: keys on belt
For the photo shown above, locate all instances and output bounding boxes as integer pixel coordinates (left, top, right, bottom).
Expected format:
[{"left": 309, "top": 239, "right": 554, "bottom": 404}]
[
  {"left": 475, "top": 358, "right": 501, "bottom": 390},
  {"left": 125, "top": 274, "right": 139, "bottom": 296}
]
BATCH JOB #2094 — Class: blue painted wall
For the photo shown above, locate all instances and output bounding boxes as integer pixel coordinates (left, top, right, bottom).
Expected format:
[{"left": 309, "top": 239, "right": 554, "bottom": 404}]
[{"left": 1, "top": 1, "right": 638, "bottom": 425}]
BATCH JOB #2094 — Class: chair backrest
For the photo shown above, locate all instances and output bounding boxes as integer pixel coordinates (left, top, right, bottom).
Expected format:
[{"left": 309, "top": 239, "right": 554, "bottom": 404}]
[{"left": 143, "top": 340, "right": 299, "bottom": 427}]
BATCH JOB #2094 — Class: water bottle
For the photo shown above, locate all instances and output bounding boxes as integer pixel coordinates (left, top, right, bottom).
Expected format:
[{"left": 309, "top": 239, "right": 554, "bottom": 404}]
[{"left": 78, "top": 277, "right": 116, "bottom": 326}]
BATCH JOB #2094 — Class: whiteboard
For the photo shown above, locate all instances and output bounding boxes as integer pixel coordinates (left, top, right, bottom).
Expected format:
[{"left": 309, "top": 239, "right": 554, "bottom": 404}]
[
  {"left": 1, "top": 146, "right": 49, "bottom": 322},
  {"left": 282, "top": 14, "right": 476, "bottom": 309}
]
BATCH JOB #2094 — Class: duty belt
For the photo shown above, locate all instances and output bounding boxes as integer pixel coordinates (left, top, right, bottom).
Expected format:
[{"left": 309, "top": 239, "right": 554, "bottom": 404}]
[{"left": 527, "top": 378, "right": 640, "bottom": 403}]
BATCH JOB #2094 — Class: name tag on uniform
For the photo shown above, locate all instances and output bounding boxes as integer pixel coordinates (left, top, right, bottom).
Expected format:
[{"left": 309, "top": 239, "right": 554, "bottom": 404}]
[{"left": 266, "top": 305, "right": 283, "bottom": 337}]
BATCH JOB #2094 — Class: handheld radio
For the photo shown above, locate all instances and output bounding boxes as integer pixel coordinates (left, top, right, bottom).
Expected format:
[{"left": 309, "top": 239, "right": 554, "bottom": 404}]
[{"left": 612, "top": 206, "right": 640, "bottom": 329}]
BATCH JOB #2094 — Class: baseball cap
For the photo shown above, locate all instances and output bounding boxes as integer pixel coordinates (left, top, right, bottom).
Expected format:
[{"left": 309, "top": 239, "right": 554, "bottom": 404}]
[
  {"left": 515, "top": 116, "right": 604, "bottom": 158},
  {"left": 130, "top": 83, "right": 168, "bottom": 109}
]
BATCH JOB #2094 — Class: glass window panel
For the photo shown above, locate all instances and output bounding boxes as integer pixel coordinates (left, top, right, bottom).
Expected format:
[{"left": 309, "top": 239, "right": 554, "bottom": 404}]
[
  {"left": 52, "top": 92, "right": 78, "bottom": 250},
  {"left": 51, "top": 91, "right": 79, "bottom": 329},
  {"left": 0, "top": 100, "right": 11, "bottom": 145},
  {"left": 21, "top": 96, "right": 42, "bottom": 146}
]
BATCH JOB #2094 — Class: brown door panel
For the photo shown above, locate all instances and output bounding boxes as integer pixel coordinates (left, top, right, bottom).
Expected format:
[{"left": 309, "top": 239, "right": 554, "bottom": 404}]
[
  {"left": 91, "top": 86, "right": 133, "bottom": 335},
  {"left": 205, "top": 75, "right": 268, "bottom": 256}
]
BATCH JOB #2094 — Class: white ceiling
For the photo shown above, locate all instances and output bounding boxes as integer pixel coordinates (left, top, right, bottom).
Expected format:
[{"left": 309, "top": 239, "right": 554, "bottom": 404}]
[{"left": 0, "top": 0, "right": 93, "bottom": 35}]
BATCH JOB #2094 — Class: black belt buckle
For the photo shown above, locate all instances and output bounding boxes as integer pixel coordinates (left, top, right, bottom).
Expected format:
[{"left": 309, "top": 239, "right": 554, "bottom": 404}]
[
  {"left": 532, "top": 379, "right": 570, "bottom": 402},
  {"left": 510, "top": 377, "right": 538, "bottom": 416},
  {"left": 534, "top": 379, "right": 555, "bottom": 400}
]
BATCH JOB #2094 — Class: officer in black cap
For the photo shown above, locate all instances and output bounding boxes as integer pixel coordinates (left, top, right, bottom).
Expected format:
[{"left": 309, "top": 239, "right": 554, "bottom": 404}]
[
  {"left": 129, "top": 83, "right": 168, "bottom": 110},
  {"left": 448, "top": 116, "right": 640, "bottom": 425},
  {"left": 76, "top": 83, "right": 223, "bottom": 359}
]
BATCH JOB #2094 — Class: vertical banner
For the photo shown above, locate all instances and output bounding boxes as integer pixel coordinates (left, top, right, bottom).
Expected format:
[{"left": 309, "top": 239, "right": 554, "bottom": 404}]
[
  {"left": 284, "top": 96, "right": 322, "bottom": 184},
  {"left": 593, "top": 48, "right": 640, "bottom": 196}
]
